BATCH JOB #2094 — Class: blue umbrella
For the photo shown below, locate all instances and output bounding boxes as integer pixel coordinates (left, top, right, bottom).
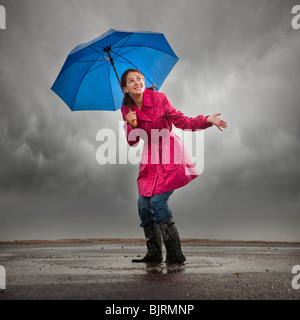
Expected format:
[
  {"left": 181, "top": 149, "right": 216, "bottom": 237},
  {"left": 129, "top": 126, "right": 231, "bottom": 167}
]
[{"left": 51, "top": 28, "right": 179, "bottom": 111}]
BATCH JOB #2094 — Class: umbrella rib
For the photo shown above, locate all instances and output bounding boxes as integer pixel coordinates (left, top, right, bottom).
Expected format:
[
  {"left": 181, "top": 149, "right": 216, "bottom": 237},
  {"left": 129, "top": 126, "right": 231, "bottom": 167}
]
[
  {"left": 78, "top": 59, "right": 105, "bottom": 62},
  {"left": 87, "top": 61, "right": 109, "bottom": 73},
  {"left": 80, "top": 44, "right": 110, "bottom": 73},
  {"left": 71, "top": 53, "right": 106, "bottom": 109},
  {"left": 71, "top": 69, "right": 90, "bottom": 111},
  {"left": 111, "top": 33, "right": 134, "bottom": 59},
  {"left": 56, "top": 48, "right": 104, "bottom": 79},
  {"left": 55, "top": 45, "right": 106, "bottom": 78},
  {"left": 113, "top": 44, "right": 177, "bottom": 58},
  {"left": 88, "top": 44, "right": 106, "bottom": 56},
  {"left": 89, "top": 43, "right": 105, "bottom": 50},
  {"left": 89, "top": 33, "right": 133, "bottom": 57},
  {"left": 111, "top": 46, "right": 140, "bottom": 59},
  {"left": 110, "top": 49, "right": 155, "bottom": 87},
  {"left": 110, "top": 33, "right": 133, "bottom": 50}
]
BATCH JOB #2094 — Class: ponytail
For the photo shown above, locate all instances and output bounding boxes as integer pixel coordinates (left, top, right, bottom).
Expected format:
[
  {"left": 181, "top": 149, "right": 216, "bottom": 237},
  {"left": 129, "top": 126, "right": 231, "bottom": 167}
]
[{"left": 122, "top": 92, "right": 135, "bottom": 108}]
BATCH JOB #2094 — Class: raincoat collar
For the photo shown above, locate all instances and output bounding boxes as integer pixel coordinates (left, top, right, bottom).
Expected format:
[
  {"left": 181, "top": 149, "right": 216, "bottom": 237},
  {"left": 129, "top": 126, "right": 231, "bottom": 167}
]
[
  {"left": 130, "top": 89, "right": 154, "bottom": 122},
  {"left": 142, "top": 88, "right": 154, "bottom": 107},
  {"left": 127, "top": 89, "right": 154, "bottom": 122},
  {"left": 133, "top": 105, "right": 151, "bottom": 122}
]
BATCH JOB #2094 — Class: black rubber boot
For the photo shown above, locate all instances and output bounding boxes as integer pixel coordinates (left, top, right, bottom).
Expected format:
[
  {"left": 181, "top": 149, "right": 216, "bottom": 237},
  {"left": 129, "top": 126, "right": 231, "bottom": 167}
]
[
  {"left": 159, "top": 218, "right": 186, "bottom": 264},
  {"left": 132, "top": 221, "right": 163, "bottom": 263}
]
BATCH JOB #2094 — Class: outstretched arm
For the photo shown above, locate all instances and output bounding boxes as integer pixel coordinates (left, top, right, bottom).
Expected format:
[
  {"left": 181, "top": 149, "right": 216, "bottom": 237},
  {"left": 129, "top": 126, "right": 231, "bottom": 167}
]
[{"left": 163, "top": 94, "right": 212, "bottom": 131}]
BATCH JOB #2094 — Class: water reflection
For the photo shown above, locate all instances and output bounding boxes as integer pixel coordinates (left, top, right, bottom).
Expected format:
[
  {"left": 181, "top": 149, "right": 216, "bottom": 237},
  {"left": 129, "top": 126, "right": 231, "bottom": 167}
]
[{"left": 145, "top": 262, "right": 186, "bottom": 275}]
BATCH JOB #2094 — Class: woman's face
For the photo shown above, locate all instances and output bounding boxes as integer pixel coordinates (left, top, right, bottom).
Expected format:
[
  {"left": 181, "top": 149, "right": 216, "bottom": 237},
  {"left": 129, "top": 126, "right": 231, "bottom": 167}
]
[{"left": 123, "top": 71, "right": 145, "bottom": 96}]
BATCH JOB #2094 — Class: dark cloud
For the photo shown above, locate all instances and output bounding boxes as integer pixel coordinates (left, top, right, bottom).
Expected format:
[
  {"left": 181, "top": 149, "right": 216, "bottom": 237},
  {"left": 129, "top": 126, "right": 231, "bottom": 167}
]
[{"left": 0, "top": 0, "right": 299, "bottom": 241}]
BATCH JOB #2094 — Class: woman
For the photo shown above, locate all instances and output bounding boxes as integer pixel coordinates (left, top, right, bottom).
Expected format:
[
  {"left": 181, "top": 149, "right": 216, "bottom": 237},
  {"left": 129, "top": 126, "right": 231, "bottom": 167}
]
[{"left": 120, "top": 69, "right": 227, "bottom": 264}]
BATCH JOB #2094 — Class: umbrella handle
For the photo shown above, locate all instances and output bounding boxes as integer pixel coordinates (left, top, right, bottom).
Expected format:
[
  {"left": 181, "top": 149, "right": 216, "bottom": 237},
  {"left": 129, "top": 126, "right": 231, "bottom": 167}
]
[
  {"left": 128, "top": 108, "right": 138, "bottom": 128},
  {"left": 132, "top": 119, "right": 138, "bottom": 128}
]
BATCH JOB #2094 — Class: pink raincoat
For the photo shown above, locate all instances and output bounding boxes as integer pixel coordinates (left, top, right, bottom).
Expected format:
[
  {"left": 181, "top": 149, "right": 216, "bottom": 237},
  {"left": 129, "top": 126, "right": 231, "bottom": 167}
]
[{"left": 121, "top": 89, "right": 212, "bottom": 197}]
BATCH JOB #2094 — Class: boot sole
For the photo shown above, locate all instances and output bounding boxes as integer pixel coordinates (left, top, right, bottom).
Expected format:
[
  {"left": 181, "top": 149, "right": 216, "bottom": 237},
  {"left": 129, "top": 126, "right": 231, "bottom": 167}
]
[{"left": 132, "top": 258, "right": 163, "bottom": 263}]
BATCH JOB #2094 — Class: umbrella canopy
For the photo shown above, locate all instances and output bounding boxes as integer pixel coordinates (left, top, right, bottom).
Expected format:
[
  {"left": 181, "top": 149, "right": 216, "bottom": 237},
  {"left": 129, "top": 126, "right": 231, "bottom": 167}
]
[{"left": 51, "top": 28, "right": 179, "bottom": 111}]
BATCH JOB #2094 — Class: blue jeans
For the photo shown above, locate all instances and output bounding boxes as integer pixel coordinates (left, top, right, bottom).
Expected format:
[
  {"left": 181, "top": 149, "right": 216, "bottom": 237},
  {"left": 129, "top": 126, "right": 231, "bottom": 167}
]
[{"left": 138, "top": 191, "right": 174, "bottom": 227}]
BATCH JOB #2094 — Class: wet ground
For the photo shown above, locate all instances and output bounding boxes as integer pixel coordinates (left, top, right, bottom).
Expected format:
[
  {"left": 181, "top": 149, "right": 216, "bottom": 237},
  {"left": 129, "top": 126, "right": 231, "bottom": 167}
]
[{"left": 0, "top": 241, "right": 299, "bottom": 300}]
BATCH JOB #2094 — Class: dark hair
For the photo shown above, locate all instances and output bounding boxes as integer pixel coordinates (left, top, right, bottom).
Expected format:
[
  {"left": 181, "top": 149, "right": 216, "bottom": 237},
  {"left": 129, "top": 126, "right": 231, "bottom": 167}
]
[{"left": 121, "top": 69, "right": 156, "bottom": 107}]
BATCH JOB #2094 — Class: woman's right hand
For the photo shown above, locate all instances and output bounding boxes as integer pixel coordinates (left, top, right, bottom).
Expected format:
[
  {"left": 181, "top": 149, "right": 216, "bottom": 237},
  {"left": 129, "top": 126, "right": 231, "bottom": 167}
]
[{"left": 125, "top": 110, "right": 138, "bottom": 128}]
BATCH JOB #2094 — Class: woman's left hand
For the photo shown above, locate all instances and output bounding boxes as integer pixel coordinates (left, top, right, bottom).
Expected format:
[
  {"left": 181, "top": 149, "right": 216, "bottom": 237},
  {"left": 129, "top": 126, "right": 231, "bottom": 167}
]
[{"left": 207, "top": 113, "right": 228, "bottom": 132}]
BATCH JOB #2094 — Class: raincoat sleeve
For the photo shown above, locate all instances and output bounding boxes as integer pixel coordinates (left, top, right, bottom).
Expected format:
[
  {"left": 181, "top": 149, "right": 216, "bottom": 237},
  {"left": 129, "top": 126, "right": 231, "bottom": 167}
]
[
  {"left": 163, "top": 94, "right": 212, "bottom": 131},
  {"left": 121, "top": 106, "right": 140, "bottom": 147}
]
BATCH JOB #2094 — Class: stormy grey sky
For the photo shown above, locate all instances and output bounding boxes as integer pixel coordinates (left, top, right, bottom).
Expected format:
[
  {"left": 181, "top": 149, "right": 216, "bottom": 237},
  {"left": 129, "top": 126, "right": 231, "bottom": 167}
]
[{"left": 0, "top": 0, "right": 299, "bottom": 241}]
